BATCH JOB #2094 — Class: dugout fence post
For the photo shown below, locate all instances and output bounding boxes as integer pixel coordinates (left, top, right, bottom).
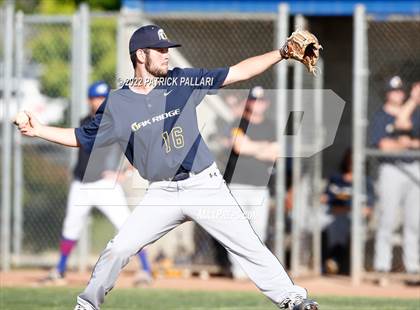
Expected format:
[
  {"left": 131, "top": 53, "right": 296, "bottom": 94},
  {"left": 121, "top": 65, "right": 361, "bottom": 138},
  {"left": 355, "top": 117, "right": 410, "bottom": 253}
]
[
  {"left": 12, "top": 10, "right": 24, "bottom": 267},
  {"left": 351, "top": 4, "right": 368, "bottom": 285},
  {"left": 1, "top": 0, "right": 14, "bottom": 272},
  {"left": 75, "top": 3, "right": 91, "bottom": 273},
  {"left": 312, "top": 58, "right": 324, "bottom": 276},
  {"left": 274, "top": 2, "right": 289, "bottom": 264},
  {"left": 70, "top": 13, "right": 81, "bottom": 135},
  {"left": 70, "top": 7, "right": 81, "bottom": 271},
  {"left": 290, "top": 14, "right": 306, "bottom": 277}
]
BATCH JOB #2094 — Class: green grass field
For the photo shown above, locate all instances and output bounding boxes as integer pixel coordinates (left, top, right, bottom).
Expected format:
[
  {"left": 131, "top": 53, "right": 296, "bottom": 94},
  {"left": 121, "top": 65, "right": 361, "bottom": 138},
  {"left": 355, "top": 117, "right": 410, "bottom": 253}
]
[{"left": 1, "top": 288, "right": 419, "bottom": 310}]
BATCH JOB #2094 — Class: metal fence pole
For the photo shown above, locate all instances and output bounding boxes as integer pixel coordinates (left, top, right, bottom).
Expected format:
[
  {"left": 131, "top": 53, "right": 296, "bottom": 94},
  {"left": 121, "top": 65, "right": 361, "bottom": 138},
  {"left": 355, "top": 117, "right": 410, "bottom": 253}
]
[
  {"left": 12, "top": 10, "right": 24, "bottom": 266},
  {"left": 80, "top": 3, "right": 90, "bottom": 118},
  {"left": 312, "top": 58, "right": 324, "bottom": 276},
  {"left": 70, "top": 8, "right": 80, "bottom": 272},
  {"left": 274, "top": 3, "right": 289, "bottom": 263},
  {"left": 71, "top": 12, "right": 81, "bottom": 143},
  {"left": 1, "top": 0, "right": 14, "bottom": 271},
  {"left": 352, "top": 4, "right": 368, "bottom": 285},
  {"left": 290, "top": 14, "right": 306, "bottom": 277},
  {"left": 77, "top": 3, "right": 91, "bottom": 273},
  {"left": 116, "top": 12, "right": 126, "bottom": 84}
]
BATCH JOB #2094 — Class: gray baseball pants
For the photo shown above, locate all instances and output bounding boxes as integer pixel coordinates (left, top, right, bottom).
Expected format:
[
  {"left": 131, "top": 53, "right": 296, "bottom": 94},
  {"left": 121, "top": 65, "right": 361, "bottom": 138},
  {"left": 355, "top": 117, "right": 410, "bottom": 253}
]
[
  {"left": 228, "top": 184, "right": 271, "bottom": 279},
  {"left": 78, "top": 163, "right": 306, "bottom": 309},
  {"left": 374, "top": 161, "right": 420, "bottom": 273}
]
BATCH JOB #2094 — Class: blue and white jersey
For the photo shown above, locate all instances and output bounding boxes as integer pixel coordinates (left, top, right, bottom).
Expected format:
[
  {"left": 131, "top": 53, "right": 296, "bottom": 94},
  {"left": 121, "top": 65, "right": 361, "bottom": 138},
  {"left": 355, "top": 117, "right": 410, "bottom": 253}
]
[{"left": 75, "top": 67, "right": 229, "bottom": 182}]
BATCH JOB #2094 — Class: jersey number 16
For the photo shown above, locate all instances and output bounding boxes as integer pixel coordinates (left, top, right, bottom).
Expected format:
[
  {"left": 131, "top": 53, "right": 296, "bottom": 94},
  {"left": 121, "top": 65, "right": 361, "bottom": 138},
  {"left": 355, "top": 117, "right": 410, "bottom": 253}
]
[{"left": 162, "top": 126, "right": 184, "bottom": 153}]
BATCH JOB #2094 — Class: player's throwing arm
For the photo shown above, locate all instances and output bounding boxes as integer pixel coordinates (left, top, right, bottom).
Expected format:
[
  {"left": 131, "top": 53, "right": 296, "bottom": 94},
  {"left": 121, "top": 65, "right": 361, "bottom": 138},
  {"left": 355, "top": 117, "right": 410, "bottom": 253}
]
[{"left": 15, "top": 110, "right": 79, "bottom": 147}]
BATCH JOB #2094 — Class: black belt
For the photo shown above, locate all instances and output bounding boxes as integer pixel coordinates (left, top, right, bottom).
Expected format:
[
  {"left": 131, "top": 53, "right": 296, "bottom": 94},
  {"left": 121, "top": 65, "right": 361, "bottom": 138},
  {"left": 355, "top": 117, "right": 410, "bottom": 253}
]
[
  {"left": 171, "top": 171, "right": 191, "bottom": 181},
  {"left": 170, "top": 166, "right": 192, "bottom": 182}
]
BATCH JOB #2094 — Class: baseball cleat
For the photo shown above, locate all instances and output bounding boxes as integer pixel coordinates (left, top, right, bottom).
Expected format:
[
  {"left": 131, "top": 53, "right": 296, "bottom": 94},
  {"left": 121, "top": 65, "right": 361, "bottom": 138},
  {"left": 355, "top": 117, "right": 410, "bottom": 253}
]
[
  {"left": 280, "top": 296, "right": 319, "bottom": 310},
  {"left": 74, "top": 297, "right": 96, "bottom": 310},
  {"left": 38, "top": 269, "right": 66, "bottom": 286},
  {"left": 133, "top": 270, "right": 153, "bottom": 286},
  {"left": 292, "top": 299, "right": 319, "bottom": 310}
]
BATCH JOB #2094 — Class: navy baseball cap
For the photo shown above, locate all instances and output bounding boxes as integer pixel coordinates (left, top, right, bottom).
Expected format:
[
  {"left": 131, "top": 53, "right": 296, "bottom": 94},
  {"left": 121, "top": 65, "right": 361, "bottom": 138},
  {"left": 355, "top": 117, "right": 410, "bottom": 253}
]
[
  {"left": 386, "top": 75, "right": 404, "bottom": 92},
  {"left": 129, "top": 25, "right": 181, "bottom": 53},
  {"left": 88, "top": 81, "right": 110, "bottom": 98}
]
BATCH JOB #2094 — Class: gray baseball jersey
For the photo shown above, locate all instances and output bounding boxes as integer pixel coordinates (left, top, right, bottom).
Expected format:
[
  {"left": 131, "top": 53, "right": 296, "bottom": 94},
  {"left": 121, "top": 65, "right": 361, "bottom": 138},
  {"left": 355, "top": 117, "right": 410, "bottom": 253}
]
[{"left": 75, "top": 67, "right": 228, "bottom": 181}]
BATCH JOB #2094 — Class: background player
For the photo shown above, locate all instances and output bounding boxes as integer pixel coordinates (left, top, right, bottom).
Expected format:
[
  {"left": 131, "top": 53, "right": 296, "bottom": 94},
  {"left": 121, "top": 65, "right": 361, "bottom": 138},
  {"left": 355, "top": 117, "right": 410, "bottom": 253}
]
[
  {"left": 40, "top": 81, "right": 152, "bottom": 286},
  {"left": 370, "top": 77, "right": 420, "bottom": 285},
  {"left": 224, "top": 86, "right": 278, "bottom": 279},
  {"left": 321, "top": 148, "right": 374, "bottom": 275},
  {"left": 16, "top": 25, "right": 319, "bottom": 310}
]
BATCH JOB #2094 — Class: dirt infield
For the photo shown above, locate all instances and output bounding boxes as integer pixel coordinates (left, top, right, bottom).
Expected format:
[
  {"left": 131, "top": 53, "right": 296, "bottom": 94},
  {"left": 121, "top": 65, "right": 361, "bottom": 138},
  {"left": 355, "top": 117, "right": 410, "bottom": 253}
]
[{"left": 1, "top": 270, "right": 419, "bottom": 299}]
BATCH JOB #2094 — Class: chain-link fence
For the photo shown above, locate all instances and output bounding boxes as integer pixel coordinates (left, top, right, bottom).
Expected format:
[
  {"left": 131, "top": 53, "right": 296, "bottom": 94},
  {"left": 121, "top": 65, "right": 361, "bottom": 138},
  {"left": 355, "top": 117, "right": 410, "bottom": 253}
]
[
  {"left": 12, "top": 11, "right": 123, "bottom": 267},
  {"left": 288, "top": 15, "right": 325, "bottom": 275},
  {"left": 1, "top": 2, "right": 15, "bottom": 271},
  {"left": 364, "top": 17, "right": 420, "bottom": 275},
  {"left": 0, "top": 5, "right": 5, "bottom": 271},
  {"left": 1, "top": 4, "right": 330, "bottom": 279},
  {"left": 152, "top": 16, "right": 277, "bottom": 89},
  {"left": 0, "top": 6, "right": 4, "bottom": 77},
  {"left": 352, "top": 6, "right": 420, "bottom": 283},
  {"left": 15, "top": 15, "right": 73, "bottom": 266}
]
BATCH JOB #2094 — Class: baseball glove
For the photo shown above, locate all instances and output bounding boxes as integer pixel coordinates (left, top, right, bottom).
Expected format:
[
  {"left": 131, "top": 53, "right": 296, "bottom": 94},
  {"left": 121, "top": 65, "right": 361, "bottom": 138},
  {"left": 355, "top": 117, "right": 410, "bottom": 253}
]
[{"left": 280, "top": 30, "right": 322, "bottom": 75}]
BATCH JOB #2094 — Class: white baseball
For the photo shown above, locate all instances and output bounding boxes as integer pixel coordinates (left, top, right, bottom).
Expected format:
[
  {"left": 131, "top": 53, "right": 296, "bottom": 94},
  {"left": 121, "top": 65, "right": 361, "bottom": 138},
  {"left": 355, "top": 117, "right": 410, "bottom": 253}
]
[{"left": 14, "top": 111, "right": 29, "bottom": 126}]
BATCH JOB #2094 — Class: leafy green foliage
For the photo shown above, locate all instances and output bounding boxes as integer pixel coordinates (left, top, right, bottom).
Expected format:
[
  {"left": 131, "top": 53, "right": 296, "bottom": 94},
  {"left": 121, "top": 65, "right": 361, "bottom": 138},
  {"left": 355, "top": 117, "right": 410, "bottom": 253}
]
[
  {"left": 21, "top": 1, "right": 118, "bottom": 99},
  {"left": 37, "top": 0, "right": 77, "bottom": 14},
  {"left": 12, "top": 0, "right": 120, "bottom": 14},
  {"left": 90, "top": 18, "right": 117, "bottom": 88},
  {"left": 27, "top": 17, "right": 116, "bottom": 98}
]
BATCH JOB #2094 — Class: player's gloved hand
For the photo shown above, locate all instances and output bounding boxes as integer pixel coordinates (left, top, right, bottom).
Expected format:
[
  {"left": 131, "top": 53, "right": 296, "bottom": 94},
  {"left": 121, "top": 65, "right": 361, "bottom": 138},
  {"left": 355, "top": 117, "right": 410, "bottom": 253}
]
[{"left": 280, "top": 29, "right": 322, "bottom": 75}]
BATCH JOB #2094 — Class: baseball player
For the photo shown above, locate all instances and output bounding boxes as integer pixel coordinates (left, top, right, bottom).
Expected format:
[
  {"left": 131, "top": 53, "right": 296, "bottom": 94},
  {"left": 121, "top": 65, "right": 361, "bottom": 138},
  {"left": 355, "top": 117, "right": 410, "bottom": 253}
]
[
  {"left": 17, "top": 25, "right": 319, "bottom": 310},
  {"left": 371, "top": 77, "right": 420, "bottom": 284},
  {"left": 224, "top": 86, "right": 278, "bottom": 279},
  {"left": 40, "top": 81, "right": 152, "bottom": 286},
  {"left": 321, "top": 148, "right": 374, "bottom": 275}
]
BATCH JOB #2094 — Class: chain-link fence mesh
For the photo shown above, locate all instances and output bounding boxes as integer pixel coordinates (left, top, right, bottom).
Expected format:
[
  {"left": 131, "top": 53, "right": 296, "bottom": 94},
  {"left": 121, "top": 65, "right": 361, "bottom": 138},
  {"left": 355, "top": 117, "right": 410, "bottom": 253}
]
[
  {"left": 151, "top": 16, "right": 276, "bottom": 90},
  {"left": 90, "top": 14, "right": 118, "bottom": 88},
  {"left": 8, "top": 10, "right": 328, "bottom": 278},
  {"left": 0, "top": 5, "right": 4, "bottom": 128},
  {"left": 288, "top": 160, "right": 322, "bottom": 273},
  {"left": 0, "top": 6, "right": 5, "bottom": 267},
  {"left": 364, "top": 17, "right": 420, "bottom": 274},
  {"left": 19, "top": 19, "right": 72, "bottom": 264},
  {"left": 88, "top": 14, "right": 119, "bottom": 255},
  {"left": 11, "top": 11, "right": 328, "bottom": 277},
  {"left": 367, "top": 20, "right": 420, "bottom": 118},
  {"left": 288, "top": 68, "right": 325, "bottom": 276},
  {"left": 0, "top": 6, "right": 4, "bottom": 77}
]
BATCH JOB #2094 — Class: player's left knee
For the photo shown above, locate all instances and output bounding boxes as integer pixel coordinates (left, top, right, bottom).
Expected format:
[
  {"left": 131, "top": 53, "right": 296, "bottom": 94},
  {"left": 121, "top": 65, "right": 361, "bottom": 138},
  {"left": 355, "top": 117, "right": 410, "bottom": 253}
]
[{"left": 109, "top": 246, "right": 130, "bottom": 258}]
